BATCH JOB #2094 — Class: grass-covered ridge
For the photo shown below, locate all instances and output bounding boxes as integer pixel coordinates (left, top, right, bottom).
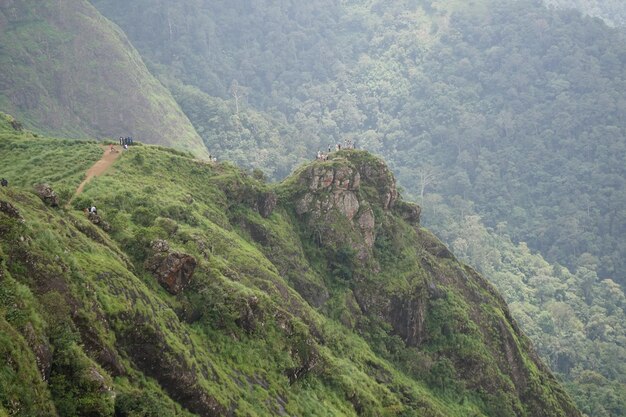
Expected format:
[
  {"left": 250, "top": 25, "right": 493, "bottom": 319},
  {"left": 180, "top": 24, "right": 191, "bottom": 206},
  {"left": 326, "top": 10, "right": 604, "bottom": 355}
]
[{"left": 0, "top": 127, "right": 580, "bottom": 416}]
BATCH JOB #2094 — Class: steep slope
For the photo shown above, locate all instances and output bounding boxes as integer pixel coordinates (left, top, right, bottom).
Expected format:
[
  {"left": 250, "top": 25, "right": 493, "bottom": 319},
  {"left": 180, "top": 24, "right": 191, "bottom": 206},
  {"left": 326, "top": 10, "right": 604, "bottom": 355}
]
[
  {"left": 0, "top": 119, "right": 580, "bottom": 416},
  {"left": 0, "top": 0, "right": 208, "bottom": 158}
]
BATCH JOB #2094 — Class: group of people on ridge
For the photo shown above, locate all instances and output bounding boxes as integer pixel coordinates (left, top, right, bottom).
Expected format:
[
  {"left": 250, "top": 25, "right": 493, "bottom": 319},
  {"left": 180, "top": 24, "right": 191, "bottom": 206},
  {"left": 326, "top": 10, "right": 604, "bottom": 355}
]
[
  {"left": 316, "top": 138, "right": 356, "bottom": 160},
  {"left": 119, "top": 136, "right": 134, "bottom": 147},
  {"left": 111, "top": 136, "right": 136, "bottom": 152}
]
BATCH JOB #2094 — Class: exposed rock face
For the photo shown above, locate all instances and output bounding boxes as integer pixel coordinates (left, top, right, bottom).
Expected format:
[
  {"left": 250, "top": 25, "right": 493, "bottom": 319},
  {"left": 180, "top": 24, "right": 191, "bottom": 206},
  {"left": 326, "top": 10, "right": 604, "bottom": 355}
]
[
  {"left": 356, "top": 207, "right": 375, "bottom": 248},
  {"left": 87, "top": 212, "right": 111, "bottom": 232},
  {"left": 257, "top": 191, "right": 277, "bottom": 218},
  {"left": 151, "top": 239, "right": 170, "bottom": 253},
  {"left": 394, "top": 201, "right": 421, "bottom": 225},
  {"left": 0, "top": 200, "right": 22, "bottom": 220},
  {"left": 235, "top": 295, "right": 263, "bottom": 334},
  {"left": 296, "top": 166, "right": 361, "bottom": 219},
  {"left": 388, "top": 291, "right": 427, "bottom": 347},
  {"left": 23, "top": 323, "right": 53, "bottom": 381},
  {"left": 34, "top": 184, "right": 59, "bottom": 207},
  {"left": 293, "top": 152, "right": 412, "bottom": 263},
  {"left": 353, "top": 157, "right": 398, "bottom": 209},
  {"left": 118, "top": 313, "right": 229, "bottom": 417},
  {"left": 145, "top": 240, "right": 197, "bottom": 294}
]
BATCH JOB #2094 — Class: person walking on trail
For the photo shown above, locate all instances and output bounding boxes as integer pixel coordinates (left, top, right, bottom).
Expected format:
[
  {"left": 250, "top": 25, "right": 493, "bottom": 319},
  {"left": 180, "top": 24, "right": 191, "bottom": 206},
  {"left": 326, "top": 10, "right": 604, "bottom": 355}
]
[
  {"left": 1, "top": 178, "right": 7, "bottom": 187},
  {"left": 110, "top": 144, "right": 115, "bottom": 153},
  {"left": 90, "top": 205, "right": 97, "bottom": 214}
]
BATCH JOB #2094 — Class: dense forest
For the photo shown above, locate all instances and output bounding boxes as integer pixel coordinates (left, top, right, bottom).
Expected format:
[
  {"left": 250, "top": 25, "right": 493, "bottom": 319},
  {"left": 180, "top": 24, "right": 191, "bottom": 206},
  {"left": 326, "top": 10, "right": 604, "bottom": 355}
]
[{"left": 543, "top": 0, "right": 626, "bottom": 27}]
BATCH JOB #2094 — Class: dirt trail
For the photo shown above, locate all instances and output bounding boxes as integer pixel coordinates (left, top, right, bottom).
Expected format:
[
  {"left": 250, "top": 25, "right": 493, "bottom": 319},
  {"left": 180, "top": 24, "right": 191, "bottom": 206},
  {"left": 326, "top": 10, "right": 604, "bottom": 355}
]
[{"left": 68, "top": 145, "right": 122, "bottom": 205}]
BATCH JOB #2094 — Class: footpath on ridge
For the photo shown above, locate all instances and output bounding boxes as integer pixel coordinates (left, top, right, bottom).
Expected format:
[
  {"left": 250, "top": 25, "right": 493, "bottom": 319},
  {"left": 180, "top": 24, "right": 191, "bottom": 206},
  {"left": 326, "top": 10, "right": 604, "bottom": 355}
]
[{"left": 67, "top": 145, "right": 122, "bottom": 206}]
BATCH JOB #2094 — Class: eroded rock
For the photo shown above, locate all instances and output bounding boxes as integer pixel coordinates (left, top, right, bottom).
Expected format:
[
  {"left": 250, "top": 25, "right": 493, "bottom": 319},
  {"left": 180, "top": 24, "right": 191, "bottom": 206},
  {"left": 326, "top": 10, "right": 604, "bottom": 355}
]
[
  {"left": 145, "top": 241, "right": 197, "bottom": 295},
  {"left": 357, "top": 208, "right": 375, "bottom": 249},
  {"left": 88, "top": 212, "right": 111, "bottom": 232},
  {"left": 394, "top": 201, "right": 421, "bottom": 225},
  {"left": 257, "top": 191, "right": 277, "bottom": 218},
  {"left": 151, "top": 239, "right": 170, "bottom": 253},
  {"left": 0, "top": 200, "right": 23, "bottom": 220},
  {"left": 23, "top": 323, "right": 53, "bottom": 381},
  {"left": 34, "top": 184, "right": 59, "bottom": 207}
]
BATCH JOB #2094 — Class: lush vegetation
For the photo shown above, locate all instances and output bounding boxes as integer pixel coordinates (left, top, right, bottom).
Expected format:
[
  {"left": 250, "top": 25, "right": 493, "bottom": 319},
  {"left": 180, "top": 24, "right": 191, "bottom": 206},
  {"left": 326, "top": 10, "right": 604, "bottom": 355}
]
[
  {"left": 433, "top": 212, "right": 626, "bottom": 417},
  {"left": 86, "top": 1, "right": 626, "bottom": 415},
  {"left": 0, "top": 118, "right": 579, "bottom": 416},
  {"left": 91, "top": 0, "right": 626, "bottom": 287},
  {"left": 0, "top": 0, "right": 207, "bottom": 157},
  {"left": 543, "top": 0, "right": 626, "bottom": 27},
  {"left": 2, "top": 0, "right": 625, "bottom": 414}
]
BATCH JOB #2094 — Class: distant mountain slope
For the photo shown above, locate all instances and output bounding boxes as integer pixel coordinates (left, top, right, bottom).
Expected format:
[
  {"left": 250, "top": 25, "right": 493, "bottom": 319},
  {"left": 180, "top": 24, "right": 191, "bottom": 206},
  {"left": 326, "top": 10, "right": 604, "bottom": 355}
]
[
  {"left": 544, "top": 0, "right": 626, "bottom": 27},
  {"left": 0, "top": 117, "right": 580, "bottom": 417},
  {"left": 0, "top": 0, "right": 208, "bottom": 158}
]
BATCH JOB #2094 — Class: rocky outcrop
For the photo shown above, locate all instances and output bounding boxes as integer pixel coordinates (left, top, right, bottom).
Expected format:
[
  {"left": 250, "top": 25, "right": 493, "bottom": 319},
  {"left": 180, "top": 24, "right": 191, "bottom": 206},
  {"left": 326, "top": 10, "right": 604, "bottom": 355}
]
[
  {"left": 144, "top": 239, "right": 197, "bottom": 295},
  {"left": 352, "top": 156, "right": 398, "bottom": 210},
  {"left": 393, "top": 200, "right": 421, "bottom": 225},
  {"left": 118, "top": 313, "right": 229, "bottom": 417},
  {"left": 257, "top": 191, "right": 277, "bottom": 218},
  {"left": 235, "top": 295, "right": 263, "bottom": 334},
  {"left": 87, "top": 212, "right": 111, "bottom": 232},
  {"left": 34, "top": 184, "right": 59, "bottom": 207},
  {"left": 23, "top": 323, "right": 53, "bottom": 381},
  {"left": 296, "top": 164, "right": 361, "bottom": 219},
  {"left": 292, "top": 151, "right": 409, "bottom": 264},
  {"left": 0, "top": 200, "right": 23, "bottom": 220}
]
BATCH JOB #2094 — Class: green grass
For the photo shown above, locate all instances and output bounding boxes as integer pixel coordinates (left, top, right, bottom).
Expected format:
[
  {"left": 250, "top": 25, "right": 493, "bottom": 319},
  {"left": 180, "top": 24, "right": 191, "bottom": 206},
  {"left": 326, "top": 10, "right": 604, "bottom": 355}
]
[{"left": 0, "top": 133, "right": 580, "bottom": 416}]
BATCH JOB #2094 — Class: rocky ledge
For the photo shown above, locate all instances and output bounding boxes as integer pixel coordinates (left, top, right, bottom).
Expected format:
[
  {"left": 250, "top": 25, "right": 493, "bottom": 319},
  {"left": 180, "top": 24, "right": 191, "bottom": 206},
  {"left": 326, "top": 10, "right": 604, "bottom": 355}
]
[{"left": 291, "top": 150, "right": 419, "bottom": 261}]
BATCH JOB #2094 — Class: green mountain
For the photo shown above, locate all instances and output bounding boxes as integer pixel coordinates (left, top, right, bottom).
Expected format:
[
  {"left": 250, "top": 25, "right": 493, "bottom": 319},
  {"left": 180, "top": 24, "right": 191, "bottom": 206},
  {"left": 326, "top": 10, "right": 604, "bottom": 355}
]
[
  {"left": 84, "top": 1, "right": 626, "bottom": 414},
  {"left": 0, "top": 0, "right": 208, "bottom": 158},
  {"left": 0, "top": 116, "right": 580, "bottom": 416}
]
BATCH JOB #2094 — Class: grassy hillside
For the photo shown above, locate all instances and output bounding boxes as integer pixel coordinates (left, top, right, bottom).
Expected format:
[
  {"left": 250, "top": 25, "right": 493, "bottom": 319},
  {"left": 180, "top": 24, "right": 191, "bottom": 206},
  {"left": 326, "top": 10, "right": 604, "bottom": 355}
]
[
  {"left": 0, "top": 117, "right": 580, "bottom": 416},
  {"left": 0, "top": 0, "right": 208, "bottom": 158}
]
